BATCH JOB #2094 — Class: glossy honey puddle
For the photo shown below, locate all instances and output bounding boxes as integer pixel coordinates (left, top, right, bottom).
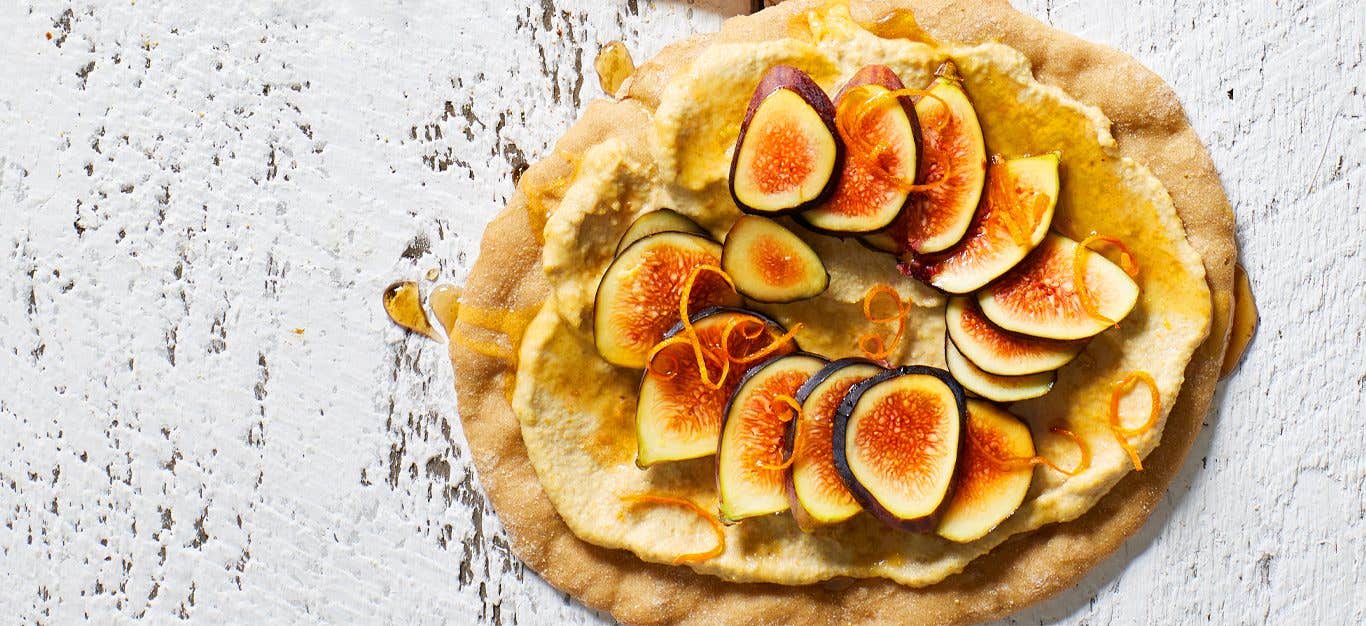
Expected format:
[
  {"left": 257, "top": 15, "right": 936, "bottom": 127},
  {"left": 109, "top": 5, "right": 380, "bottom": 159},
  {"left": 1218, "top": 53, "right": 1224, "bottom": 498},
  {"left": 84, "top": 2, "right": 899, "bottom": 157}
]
[
  {"left": 1219, "top": 264, "right": 1258, "bottom": 379},
  {"left": 594, "top": 41, "right": 635, "bottom": 96}
]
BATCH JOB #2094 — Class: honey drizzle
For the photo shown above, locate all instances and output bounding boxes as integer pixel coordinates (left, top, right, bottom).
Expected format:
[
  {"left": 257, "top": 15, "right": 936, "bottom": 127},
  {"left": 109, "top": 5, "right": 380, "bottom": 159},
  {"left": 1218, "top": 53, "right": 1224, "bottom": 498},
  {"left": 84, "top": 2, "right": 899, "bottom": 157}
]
[
  {"left": 382, "top": 281, "right": 440, "bottom": 340},
  {"left": 594, "top": 41, "right": 635, "bottom": 96},
  {"left": 429, "top": 283, "right": 462, "bottom": 335},
  {"left": 859, "top": 8, "right": 939, "bottom": 45},
  {"left": 523, "top": 149, "right": 582, "bottom": 245},
  {"left": 1219, "top": 264, "right": 1258, "bottom": 380}
]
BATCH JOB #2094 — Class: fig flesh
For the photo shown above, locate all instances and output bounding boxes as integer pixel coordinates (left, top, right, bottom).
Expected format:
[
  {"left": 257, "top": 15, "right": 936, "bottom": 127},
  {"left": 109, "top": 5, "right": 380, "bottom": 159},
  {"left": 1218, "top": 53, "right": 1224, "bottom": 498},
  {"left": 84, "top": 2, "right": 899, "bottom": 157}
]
[
  {"left": 787, "top": 358, "right": 884, "bottom": 529},
  {"left": 797, "top": 66, "right": 921, "bottom": 235},
  {"left": 615, "top": 209, "right": 710, "bottom": 255},
  {"left": 717, "top": 353, "right": 828, "bottom": 522},
  {"left": 594, "top": 231, "right": 742, "bottom": 368},
  {"left": 832, "top": 365, "right": 966, "bottom": 531},
  {"left": 936, "top": 400, "right": 1035, "bottom": 543},
  {"left": 902, "top": 154, "right": 1059, "bottom": 293},
  {"left": 945, "top": 296, "right": 1084, "bottom": 376},
  {"left": 721, "top": 215, "right": 829, "bottom": 303},
  {"left": 977, "top": 233, "right": 1140, "bottom": 340},
  {"left": 893, "top": 63, "right": 987, "bottom": 254},
  {"left": 636, "top": 307, "right": 796, "bottom": 466},
  {"left": 729, "top": 66, "right": 843, "bottom": 215},
  {"left": 945, "top": 339, "right": 1055, "bottom": 402}
]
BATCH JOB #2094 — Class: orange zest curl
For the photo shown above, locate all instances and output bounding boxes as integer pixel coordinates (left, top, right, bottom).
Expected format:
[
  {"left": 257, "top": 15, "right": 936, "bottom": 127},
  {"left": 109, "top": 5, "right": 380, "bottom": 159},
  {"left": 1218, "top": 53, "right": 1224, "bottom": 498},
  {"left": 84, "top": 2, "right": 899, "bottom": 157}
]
[
  {"left": 836, "top": 87, "right": 953, "bottom": 192},
  {"left": 619, "top": 494, "right": 725, "bottom": 565},
  {"left": 1073, "top": 234, "right": 1140, "bottom": 324},
  {"left": 974, "top": 425, "right": 1091, "bottom": 477},
  {"left": 1108, "top": 371, "right": 1160, "bottom": 471},
  {"left": 756, "top": 395, "right": 804, "bottom": 471},
  {"left": 730, "top": 322, "right": 803, "bottom": 365},
  {"left": 678, "top": 265, "right": 737, "bottom": 389},
  {"left": 858, "top": 284, "right": 911, "bottom": 360}
]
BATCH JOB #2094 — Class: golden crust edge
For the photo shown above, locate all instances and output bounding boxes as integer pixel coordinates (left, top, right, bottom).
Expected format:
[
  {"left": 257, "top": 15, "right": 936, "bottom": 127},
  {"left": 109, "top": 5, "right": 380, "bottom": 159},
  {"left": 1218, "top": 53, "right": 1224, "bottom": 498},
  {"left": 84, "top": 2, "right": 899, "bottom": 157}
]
[{"left": 451, "top": 1, "right": 1237, "bottom": 624}]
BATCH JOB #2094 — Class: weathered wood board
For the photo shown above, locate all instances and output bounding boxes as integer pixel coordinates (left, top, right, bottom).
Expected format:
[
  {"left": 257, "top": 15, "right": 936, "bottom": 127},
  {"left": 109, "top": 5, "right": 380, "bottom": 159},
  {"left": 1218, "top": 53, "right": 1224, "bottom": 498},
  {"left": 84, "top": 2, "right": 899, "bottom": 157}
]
[{"left": 0, "top": 0, "right": 1361, "bottom": 623}]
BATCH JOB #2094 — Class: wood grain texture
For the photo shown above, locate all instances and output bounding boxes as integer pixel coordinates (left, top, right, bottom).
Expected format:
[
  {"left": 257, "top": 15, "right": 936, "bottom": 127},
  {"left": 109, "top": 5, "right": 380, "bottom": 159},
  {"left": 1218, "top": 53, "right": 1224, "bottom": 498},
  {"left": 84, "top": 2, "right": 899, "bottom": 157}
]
[{"left": 0, "top": 0, "right": 1359, "bottom": 624}]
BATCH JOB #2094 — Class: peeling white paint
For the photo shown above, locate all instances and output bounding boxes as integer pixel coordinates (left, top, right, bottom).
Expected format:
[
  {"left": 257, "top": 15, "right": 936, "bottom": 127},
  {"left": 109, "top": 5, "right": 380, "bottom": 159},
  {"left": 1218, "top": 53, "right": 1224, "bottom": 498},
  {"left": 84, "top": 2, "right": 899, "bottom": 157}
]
[{"left": 0, "top": 0, "right": 1360, "bottom": 624}]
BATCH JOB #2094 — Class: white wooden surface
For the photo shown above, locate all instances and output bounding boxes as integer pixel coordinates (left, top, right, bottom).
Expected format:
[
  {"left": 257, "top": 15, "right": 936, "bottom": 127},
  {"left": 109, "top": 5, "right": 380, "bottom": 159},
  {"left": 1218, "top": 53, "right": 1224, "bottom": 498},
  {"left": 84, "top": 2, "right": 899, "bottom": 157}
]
[{"left": 1, "top": 0, "right": 1361, "bottom": 623}]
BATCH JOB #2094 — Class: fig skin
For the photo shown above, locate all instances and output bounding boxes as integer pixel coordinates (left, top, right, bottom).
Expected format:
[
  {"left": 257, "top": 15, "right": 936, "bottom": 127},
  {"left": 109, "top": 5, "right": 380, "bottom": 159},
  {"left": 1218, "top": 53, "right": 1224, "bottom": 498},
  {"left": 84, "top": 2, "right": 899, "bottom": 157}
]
[
  {"left": 729, "top": 65, "right": 844, "bottom": 216},
  {"left": 615, "top": 208, "right": 711, "bottom": 255},
  {"left": 832, "top": 365, "right": 967, "bottom": 533},
  {"left": 716, "top": 352, "right": 828, "bottom": 522},
  {"left": 795, "top": 65, "right": 923, "bottom": 236},
  {"left": 785, "top": 357, "right": 885, "bottom": 531},
  {"left": 894, "top": 62, "right": 987, "bottom": 255},
  {"left": 977, "top": 233, "right": 1141, "bottom": 340},
  {"left": 635, "top": 307, "right": 794, "bottom": 467},
  {"left": 935, "top": 400, "right": 1036, "bottom": 543},
  {"left": 945, "top": 296, "right": 1085, "bottom": 376},
  {"left": 944, "top": 338, "right": 1056, "bottom": 403},
  {"left": 592, "top": 231, "right": 740, "bottom": 369},
  {"left": 721, "top": 215, "right": 830, "bottom": 303},
  {"left": 901, "top": 153, "right": 1060, "bottom": 294}
]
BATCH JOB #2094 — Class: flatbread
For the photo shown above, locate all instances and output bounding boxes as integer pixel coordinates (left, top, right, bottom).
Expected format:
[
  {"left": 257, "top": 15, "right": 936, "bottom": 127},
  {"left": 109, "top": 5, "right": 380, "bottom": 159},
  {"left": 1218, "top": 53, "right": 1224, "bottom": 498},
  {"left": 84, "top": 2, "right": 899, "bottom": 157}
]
[{"left": 452, "top": 1, "right": 1236, "bottom": 623}]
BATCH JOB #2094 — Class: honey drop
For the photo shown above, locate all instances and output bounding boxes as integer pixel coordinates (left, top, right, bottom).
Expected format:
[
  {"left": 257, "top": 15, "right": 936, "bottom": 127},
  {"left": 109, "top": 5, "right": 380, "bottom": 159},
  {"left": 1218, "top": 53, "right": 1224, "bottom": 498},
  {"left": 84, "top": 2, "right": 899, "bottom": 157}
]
[
  {"left": 382, "top": 281, "right": 440, "bottom": 341},
  {"left": 594, "top": 41, "right": 635, "bottom": 96},
  {"left": 860, "top": 9, "right": 939, "bottom": 45},
  {"left": 429, "top": 283, "right": 462, "bottom": 336},
  {"left": 1219, "top": 264, "right": 1258, "bottom": 380}
]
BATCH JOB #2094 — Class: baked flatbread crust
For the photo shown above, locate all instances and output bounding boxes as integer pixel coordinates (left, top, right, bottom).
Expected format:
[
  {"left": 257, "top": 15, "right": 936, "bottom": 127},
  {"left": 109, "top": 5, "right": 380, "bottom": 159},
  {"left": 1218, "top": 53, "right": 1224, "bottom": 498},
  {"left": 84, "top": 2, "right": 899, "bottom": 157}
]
[{"left": 451, "top": 1, "right": 1236, "bottom": 623}]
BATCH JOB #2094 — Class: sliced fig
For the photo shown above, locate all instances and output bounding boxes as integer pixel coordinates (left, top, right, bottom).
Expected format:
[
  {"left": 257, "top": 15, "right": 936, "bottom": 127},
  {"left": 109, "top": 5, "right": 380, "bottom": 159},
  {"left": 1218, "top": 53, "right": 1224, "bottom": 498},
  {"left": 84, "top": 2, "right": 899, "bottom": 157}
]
[
  {"left": 945, "top": 339, "right": 1055, "bottom": 402},
  {"left": 729, "top": 65, "right": 843, "bottom": 215},
  {"left": 901, "top": 154, "right": 1059, "bottom": 293},
  {"left": 859, "top": 230, "right": 900, "bottom": 254},
  {"left": 945, "top": 296, "right": 1084, "bottom": 376},
  {"left": 894, "top": 62, "right": 987, "bottom": 254},
  {"left": 796, "top": 66, "right": 921, "bottom": 235},
  {"left": 787, "top": 358, "right": 884, "bottom": 529},
  {"left": 977, "top": 233, "right": 1140, "bottom": 340},
  {"left": 833, "top": 366, "right": 966, "bottom": 531},
  {"left": 594, "top": 231, "right": 742, "bottom": 369},
  {"left": 721, "top": 215, "right": 829, "bottom": 303},
  {"left": 615, "top": 208, "right": 710, "bottom": 255},
  {"left": 717, "top": 353, "right": 828, "bottom": 522},
  {"left": 636, "top": 307, "right": 796, "bottom": 466},
  {"left": 936, "top": 400, "right": 1035, "bottom": 543}
]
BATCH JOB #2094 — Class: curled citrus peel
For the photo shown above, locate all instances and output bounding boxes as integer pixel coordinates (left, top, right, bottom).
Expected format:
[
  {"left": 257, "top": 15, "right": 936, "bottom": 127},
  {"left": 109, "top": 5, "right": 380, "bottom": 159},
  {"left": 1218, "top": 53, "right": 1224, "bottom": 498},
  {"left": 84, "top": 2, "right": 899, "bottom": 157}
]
[
  {"left": 858, "top": 284, "right": 911, "bottom": 361},
  {"left": 837, "top": 86, "right": 953, "bottom": 192},
  {"left": 975, "top": 425, "right": 1091, "bottom": 477},
  {"left": 678, "top": 265, "right": 738, "bottom": 389},
  {"left": 1108, "top": 371, "right": 1160, "bottom": 470},
  {"left": 756, "top": 394, "right": 804, "bottom": 471},
  {"left": 1073, "top": 234, "right": 1140, "bottom": 324},
  {"left": 989, "top": 158, "right": 1051, "bottom": 248},
  {"left": 619, "top": 494, "right": 725, "bottom": 564},
  {"left": 724, "top": 319, "right": 804, "bottom": 365}
]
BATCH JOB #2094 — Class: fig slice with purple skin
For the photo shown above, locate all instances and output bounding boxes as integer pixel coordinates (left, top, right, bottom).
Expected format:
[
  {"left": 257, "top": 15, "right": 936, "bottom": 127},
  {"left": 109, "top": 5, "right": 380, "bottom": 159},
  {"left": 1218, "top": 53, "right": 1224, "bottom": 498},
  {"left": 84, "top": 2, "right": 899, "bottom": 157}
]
[
  {"left": 729, "top": 65, "right": 843, "bottom": 215},
  {"left": 833, "top": 365, "right": 966, "bottom": 532},
  {"left": 636, "top": 307, "right": 796, "bottom": 466},
  {"left": 721, "top": 215, "right": 829, "bottom": 303},
  {"left": 901, "top": 154, "right": 1059, "bottom": 293},
  {"left": 717, "top": 353, "right": 828, "bottom": 522},
  {"left": 787, "top": 358, "right": 884, "bottom": 530},
  {"left": 936, "top": 400, "right": 1036, "bottom": 543},
  {"left": 796, "top": 65, "right": 921, "bottom": 235},
  {"left": 945, "top": 296, "right": 1084, "bottom": 376},
  {"left": 615, "top": 208, "right": 711, "bottom": 255},
  {"left": 594, "top": 231, "right": 742, "bottom": 368},
  {"left": 892, "top": 62, "right": 987, "bottom": 254},
  {"left": 945, "top": 339, "right": 1055, "bottom": 402},
  {"left": 977, "top": 233, "right": 1140, "bottom": 340}
]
